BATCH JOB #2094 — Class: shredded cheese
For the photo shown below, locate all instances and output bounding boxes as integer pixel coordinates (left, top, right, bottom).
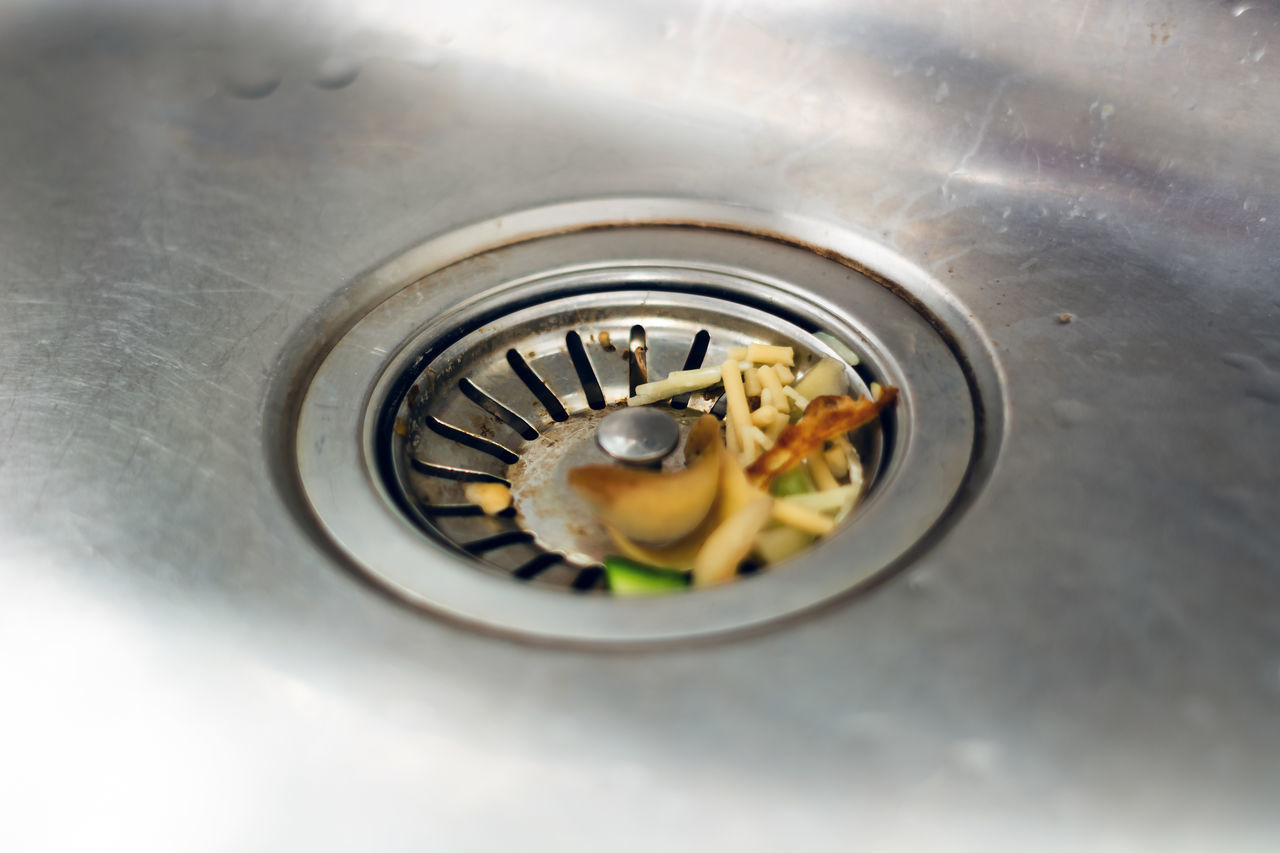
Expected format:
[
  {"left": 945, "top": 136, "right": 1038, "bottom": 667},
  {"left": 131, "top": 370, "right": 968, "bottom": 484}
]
[
  {"left": 720, "top": 359, "right": 754, "bottom": 458},
  {"left": 783, "top": 386, "right": 810, "bottom": 410},
  {"left": 757, "top": 364, "right": 789, "bottom": 414},
  {"left": 746, "top": 343, "right": 795, "bottom": 366},
  {"left": 807, "top": 449, "right": 840, "bottom": 491},
  {"left": 771, "top": 499, "right": 836, "bottom": 535},
  {"left": 750, "top": 405, "right": 778, "bottom": 427}
]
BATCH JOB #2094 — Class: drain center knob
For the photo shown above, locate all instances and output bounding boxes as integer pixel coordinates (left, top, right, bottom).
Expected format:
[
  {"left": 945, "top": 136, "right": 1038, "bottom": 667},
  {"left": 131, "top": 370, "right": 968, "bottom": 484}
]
[{"left": 595, "top": 407, "right": 680, "bottom": 465}]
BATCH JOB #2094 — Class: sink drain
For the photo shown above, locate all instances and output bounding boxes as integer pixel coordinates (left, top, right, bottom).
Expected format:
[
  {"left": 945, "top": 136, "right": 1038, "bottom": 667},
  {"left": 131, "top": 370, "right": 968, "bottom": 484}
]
[
  {"left": 292, "top": 200, "right": 999, "bottom": 644},
  {"left": 382, "top": 282, "right": 890, "bottom": 588}
]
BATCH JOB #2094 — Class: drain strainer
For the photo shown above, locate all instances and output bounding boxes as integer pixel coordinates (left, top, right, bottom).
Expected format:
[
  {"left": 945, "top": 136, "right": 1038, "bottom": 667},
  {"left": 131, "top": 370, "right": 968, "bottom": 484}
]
[{"left": 293, "top": 200, "right": 998, "bottom": 644}]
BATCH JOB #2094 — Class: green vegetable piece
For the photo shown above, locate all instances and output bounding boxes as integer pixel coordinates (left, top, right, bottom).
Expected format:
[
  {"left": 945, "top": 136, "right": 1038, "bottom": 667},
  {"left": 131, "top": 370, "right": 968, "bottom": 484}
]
[
  {"left": 603, "top": 556, "right": 691, "bottom": 596},
  {"left": 769, "top": 466, "right": 814, "bottom": 497}
]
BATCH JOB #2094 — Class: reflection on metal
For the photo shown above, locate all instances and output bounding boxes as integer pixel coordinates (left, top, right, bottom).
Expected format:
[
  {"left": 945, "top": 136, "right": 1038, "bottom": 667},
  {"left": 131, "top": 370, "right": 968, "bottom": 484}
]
[
  {"left": 595, "top": 407, "right": 680, "bottom": 465},
  {"left": 1, "top": 0, "right": 1277, "bottom": 848}
]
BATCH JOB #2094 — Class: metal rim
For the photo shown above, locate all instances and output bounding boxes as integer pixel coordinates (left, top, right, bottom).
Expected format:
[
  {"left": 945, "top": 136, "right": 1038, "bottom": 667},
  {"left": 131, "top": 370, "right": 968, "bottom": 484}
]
[{"left": 292, "top": 200, "right": 1002, "bottom": 645}]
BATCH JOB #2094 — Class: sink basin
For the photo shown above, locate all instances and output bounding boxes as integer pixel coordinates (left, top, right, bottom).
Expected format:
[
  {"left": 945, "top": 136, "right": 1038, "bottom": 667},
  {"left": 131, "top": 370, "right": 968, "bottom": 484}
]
[{"left": 1, "top": 1, "right": 1276, "bottom": 849}]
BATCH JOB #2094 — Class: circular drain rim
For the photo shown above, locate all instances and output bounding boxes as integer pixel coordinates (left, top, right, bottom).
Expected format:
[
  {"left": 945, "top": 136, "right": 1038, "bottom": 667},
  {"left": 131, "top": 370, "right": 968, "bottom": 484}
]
[{"left": 292, "top": 201, "right": 1000, "bottom": 645}]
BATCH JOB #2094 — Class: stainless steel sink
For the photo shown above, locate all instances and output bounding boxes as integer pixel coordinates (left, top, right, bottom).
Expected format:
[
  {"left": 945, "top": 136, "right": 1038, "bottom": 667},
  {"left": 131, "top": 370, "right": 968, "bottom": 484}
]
[{"left": 2, "top": 1, "right": 1277, "bottom": 849}]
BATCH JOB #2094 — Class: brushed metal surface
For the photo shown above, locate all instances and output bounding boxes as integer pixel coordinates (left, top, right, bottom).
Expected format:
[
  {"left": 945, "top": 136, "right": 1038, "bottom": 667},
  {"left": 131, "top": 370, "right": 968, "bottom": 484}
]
[{"left": 1, "top": 0, "right": 1277, "bottom": 850}]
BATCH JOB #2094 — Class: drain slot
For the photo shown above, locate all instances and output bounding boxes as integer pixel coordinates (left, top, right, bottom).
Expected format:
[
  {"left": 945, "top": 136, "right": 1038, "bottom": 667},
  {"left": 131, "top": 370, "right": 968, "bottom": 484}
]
[
  {"left": 462, "top": 530, "right": 536, "bottom": 554},
  {"left": 627, "top": 324, "right": 648, "bottom": 396},
  {"left": 420, "top": 503, "right": 518, "bottom": 519},
  {"left": 571, "top": 566, "right": 605, "bottom": 592},
  {"left": 409, "top": 458, "right": 510, "bottom": 484},
  {"left": 506, "top": 349, "right": 569, "bottom": 422},
  {"left": 513, "top": 552, "right": 565, "bottom": 580},
  {"left": 458, "top": 377, "right": 540, "bottom": 440},
  {"left": 424, "top": 416, "right": 520, "bottom": 465},
  {"left": 669, "top": 329, "right": 711, "bottom": 410},
  {"left": 565, "top": 331, "right": 606, "bottom": 410}
]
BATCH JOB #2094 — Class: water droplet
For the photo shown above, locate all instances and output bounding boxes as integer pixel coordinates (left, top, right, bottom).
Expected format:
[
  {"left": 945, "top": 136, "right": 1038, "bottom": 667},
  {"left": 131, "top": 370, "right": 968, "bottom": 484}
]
[
  {"left": 313, "top": 55, "right": 361, "bottom": 90},
  {"left": 1182, "top": 696, "right": 1216, "bottom": 726},
  {"left": 1223, "top": 353, "right": 1280, "bottom": 404},
  {"left": 952, "top": 739, "right": 1000, "bottom": 777},
  {"left": 906, "top": 568, "right": 936, "bottom": 593},
  {"left": 1232, "top": 3, "right": 1254, "bottom": 17},
  {"left": 934, "top": 81, "right": 950, "bottom": 103},
  {"left": 222, "top": 60, "right": 282, "bottom": 99},
  {"left": 1052, "top": 399, "right": 1092, "bottom": 426}
]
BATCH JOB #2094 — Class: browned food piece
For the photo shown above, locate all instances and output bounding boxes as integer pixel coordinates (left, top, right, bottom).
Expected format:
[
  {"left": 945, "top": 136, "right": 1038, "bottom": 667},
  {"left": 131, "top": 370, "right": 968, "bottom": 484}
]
[
  {"left": 607, "top": 442, "right": 770, "bottom": 571},
  {"left": 568, "top": 415, "right": 722, "bottom": 546},
  {"left": 745, "top": 389, "right": 898, "bottom": 487}
]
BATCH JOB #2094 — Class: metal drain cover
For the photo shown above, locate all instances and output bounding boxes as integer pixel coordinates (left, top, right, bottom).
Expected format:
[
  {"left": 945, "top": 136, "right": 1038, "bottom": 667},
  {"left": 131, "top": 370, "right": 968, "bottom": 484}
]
[{"left": 293, "top": 201, "right": 995, "bottom": 644}]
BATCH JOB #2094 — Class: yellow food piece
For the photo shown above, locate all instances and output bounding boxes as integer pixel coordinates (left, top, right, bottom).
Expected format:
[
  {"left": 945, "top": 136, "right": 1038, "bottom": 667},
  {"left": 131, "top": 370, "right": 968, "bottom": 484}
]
[
  {"left": 757, "top": 364, "right": 789, "bottom": 414},
  {"left": 694, "top": 494, "right": 774, "bottom": 586},
  {"left": 463, "top": 482, "right": 512, "bottom": 515},
  {"left": 716, "top": 446, "right": 756, "bottom": 521},
  {"left": 773, "top": 363, "right": 795, "bottom": 385},
  {"left": 824, "top": 444, "right": 850, "bottom": 479},
  {"left": 839, "top": 448, "right": 864, "bottom": 521},
  {"left": 748, "top": 425, "right": 773, "bottom": 451},
  {"left": 792, "top": 357, "right": 847, "bottom": 401},
  {"left": 746, "top": 343, "right": 795, "bottom": 366},
  {"left": 806, "top": 449, "right": 840, "bottom": 491},
  {"left": 783, "top": 386, "right": 809, "bottom": 410},
  {"left": 744, "top": 366, "right": 763, "bottom": 396},
  {"left": 628, "top": 366, "right": 722, "bottom": 406},
  {"left": 607, "top": 521, "right": 707, "bottom": 571},
  {"left": 750, "top": 405, "right": 779, "bottom": 427},
  {"left": 778, "top": 486, "right": 857, "bottom": 513},
  {"left": 720, "top": 359, "right": 753, "bottom": 455},
  {"left": 724, "top": 408, "right": 742, "bottom": 455},
  {"left": 568, "top": 418, "right": 721, "bottom": 545},
  {"left": 771, "top": 499, "right": 837, "bottom": 535},
  {"left": 753, "top": 526, "right": 815, "bottom": 565}
]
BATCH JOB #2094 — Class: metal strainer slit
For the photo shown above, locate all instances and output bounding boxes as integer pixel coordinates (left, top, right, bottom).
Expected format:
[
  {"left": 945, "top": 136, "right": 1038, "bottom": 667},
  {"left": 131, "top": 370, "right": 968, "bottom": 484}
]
[
  {"left": 669, "top": 329, "right": 711, "bottom": 410},
  {"left": 505, "top": 348, "right": 570, "bottom": 422}
]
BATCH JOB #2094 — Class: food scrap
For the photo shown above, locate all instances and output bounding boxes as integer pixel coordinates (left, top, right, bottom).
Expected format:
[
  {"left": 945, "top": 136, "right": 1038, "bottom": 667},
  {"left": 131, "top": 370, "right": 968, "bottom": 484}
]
[
  {"left": 463, "top": 481, "right": 513, "bottom": 516},
  {"left": 570, "top": 342, "right": 898, "bottom": 594}
]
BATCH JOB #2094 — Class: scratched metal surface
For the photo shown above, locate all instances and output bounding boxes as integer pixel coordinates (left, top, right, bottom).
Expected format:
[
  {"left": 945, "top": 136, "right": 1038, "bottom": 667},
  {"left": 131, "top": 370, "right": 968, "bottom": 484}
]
[{"left": 0, "top": 0, "right": 1277, "bottom": 850}]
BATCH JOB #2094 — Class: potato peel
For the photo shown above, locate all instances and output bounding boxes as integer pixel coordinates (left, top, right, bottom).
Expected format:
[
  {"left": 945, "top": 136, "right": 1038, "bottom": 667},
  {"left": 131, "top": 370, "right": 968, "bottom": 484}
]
[
  {"left": 746, "top": 389, "right": 898, "bottom": 487},
  {"left": 569, "top": 415, "right": 723, "bottom": 547}
]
